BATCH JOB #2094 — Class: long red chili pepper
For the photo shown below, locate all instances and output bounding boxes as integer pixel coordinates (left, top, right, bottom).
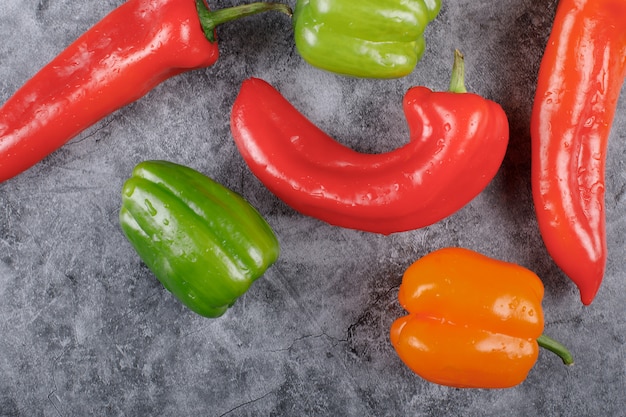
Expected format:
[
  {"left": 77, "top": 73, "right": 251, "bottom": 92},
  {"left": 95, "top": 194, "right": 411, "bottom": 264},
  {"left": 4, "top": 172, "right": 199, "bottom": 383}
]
[
  {"left": 0, "top": 0, "right": 290, "bottom": 183},
  {"left": 231, "top": 51, "right": 509, "bottom": 235},
  {"left": 531, "top": 0, "right": 626, "bottom": 305}
]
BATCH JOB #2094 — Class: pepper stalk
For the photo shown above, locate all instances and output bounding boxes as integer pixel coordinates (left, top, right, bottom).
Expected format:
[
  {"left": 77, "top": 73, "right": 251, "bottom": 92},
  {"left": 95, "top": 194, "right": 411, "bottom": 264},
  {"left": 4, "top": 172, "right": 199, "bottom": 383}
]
[
  {"left": 537, "top": 334, "right": 574, "bottom": 365},
  {"left": 449, "top": 49, "right": 468, "bottom": 93},
  {"left": 195, "top": 0, "right": 293, "bottom": 43}
]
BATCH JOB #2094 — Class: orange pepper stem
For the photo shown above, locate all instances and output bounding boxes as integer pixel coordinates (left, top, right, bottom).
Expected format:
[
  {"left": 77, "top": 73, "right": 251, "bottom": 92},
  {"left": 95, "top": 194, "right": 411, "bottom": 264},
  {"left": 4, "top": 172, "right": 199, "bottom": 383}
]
[
  {"left": 195, "top": 0, "right": 292, "bottom": 43},
  {"left": 537, "top": 334, "right": 574, "bottom": 365},
  {"left": 448, "top": 49, "right": 467, "bottom": 94}
]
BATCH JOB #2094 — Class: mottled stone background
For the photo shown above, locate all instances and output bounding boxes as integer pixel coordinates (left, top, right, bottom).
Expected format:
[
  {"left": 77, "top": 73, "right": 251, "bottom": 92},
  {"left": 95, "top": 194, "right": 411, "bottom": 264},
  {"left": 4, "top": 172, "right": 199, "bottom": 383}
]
[{"left": 1, "top": 0, "right": 624, "bottom": 416}]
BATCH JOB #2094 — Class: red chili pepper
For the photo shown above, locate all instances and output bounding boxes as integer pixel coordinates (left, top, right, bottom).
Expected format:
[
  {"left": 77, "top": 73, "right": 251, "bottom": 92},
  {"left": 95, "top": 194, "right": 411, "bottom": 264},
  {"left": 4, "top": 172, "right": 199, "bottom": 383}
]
[
  {"left": 231, "top": 51, "right": 509, "bottom": 234},
  {"left": 0, "top": 0, "right": 291, "bottom": 183},
  {"left": 530, "top": 0, "right": 626, "bottom": 305}
]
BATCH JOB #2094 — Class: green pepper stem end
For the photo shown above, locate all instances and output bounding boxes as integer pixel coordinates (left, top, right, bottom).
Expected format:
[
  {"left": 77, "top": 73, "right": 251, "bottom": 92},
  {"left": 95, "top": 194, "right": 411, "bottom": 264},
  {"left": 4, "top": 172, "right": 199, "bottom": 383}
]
[
  {"left": 195, "top": 1, "right": 293, "bottom": 43},
  {"left": 537, "top": 334, "right": 574, "bottom": 366}
]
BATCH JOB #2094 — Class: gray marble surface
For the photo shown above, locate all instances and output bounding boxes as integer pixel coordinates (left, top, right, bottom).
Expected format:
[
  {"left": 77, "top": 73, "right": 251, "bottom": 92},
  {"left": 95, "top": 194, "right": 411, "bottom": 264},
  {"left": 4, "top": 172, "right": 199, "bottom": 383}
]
[{"left": 1, "top": 0, "right": 625, "bottom": 416}]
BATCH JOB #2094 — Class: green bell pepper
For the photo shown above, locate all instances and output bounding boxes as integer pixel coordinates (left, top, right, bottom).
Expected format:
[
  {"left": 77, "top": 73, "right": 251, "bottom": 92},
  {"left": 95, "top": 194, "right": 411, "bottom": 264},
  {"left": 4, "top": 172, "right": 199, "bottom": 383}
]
[
  {"left": 119, "top": 160, "right": 280, "bottom": 318},
  {"left": 293, "top": 0, "right": 441, "bottom": 78}
]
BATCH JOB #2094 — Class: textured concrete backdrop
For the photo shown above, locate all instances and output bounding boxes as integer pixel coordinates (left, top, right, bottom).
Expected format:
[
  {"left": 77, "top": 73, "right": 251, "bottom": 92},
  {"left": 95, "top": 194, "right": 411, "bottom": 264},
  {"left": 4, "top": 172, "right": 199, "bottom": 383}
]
[{"left": 1, "top": 0, "right": 624, "bottom": 416}]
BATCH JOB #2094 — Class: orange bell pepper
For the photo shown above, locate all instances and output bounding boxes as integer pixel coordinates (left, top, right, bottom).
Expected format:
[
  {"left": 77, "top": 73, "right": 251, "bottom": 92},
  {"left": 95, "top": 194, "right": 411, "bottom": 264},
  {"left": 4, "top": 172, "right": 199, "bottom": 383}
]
[{"left": 390, "top": 247, "right": 573, "bottom": 389}]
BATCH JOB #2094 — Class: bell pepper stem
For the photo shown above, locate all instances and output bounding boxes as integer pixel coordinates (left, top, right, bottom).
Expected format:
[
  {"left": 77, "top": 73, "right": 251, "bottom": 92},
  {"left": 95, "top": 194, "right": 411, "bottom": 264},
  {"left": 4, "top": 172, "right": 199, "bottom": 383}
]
[
  {"left": 537, "top": 334, "right": 574, "bottom": 365},
  {"left": 449, "top": 49, "right": 468, "bottom": 94},
  {"left": 195, "top": 0, "right": 293, "bottom": 43}
]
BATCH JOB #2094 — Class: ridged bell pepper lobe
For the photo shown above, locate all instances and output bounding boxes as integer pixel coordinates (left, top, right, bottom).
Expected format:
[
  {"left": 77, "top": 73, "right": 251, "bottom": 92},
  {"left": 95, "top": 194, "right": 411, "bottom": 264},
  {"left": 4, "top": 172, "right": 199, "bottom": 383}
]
[
  {"left": 293, "top": 0, "right": 441, "bottom": 78},
  {"left": 531, "top": 0, "right": 626, "bottom": 305},
  {"left": 390, "top": 247, "right": 573, "bottom": 389},
  {"left": 119, "top": 160, "right": 280, "bottom": 318},
  {"left": 0, "top": 0, "right": 291, "bottom": 183},
  {"left": 230, "top": 50, "right": 509, "bottom": 234}
]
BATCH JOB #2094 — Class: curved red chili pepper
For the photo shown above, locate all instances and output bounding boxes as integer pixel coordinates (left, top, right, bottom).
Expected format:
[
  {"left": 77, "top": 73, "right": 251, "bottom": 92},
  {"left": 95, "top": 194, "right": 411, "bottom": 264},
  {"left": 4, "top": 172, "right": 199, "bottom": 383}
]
[
  {"left": 531, "top": 0, "right": 626, "bottom": 305},
  {"left": 231, "top": 53, "right": 509, "bottom": 235},
  {"left": 0, "top": 0, "right": 290, "bottom": 183}
]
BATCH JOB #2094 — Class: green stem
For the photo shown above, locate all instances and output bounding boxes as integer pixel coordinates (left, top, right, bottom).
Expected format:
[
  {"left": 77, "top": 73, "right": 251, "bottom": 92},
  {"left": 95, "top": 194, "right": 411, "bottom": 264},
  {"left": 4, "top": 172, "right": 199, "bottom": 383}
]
[
  {"left": 537, "top": 334, "right": 574, "bottom": 365},
  {"left": 195, "top": 1, "right": 293, "bottom": 43},
  {"left": 448, "top": 49, "right": 467, "bottom": 93}
]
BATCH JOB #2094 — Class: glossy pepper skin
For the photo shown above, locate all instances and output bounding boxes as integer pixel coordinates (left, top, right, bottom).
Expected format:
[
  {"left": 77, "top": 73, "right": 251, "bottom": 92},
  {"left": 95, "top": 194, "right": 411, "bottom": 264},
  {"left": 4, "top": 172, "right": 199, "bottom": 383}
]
[
  {"left": 530, "top": 0, "right": 626, "bottom": 305},
  {"left": 293, "top": 0, "right": 441, "bottom": 78},
  {"left": 0, "top": 0, "right": 291, "bottom": 183},
  {"left": 230, "top": 51, "right": 509, "bottom": 234},
  {"left": 390, "top": 247, "right": 573, "bottom": 389},
  {"left": 119, "top": 160, "right": 280, "bottom": 318}
]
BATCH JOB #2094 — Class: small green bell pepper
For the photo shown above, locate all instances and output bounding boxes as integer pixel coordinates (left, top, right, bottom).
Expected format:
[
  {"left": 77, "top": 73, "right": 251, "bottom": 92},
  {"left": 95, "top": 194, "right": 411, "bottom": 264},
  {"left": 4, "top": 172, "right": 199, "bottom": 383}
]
[
  {"left": 119, "top": 160, "right": 280, "bottom": 318},
  {"left": 293, "top": 0, "right": 441, "bottom": 78}
]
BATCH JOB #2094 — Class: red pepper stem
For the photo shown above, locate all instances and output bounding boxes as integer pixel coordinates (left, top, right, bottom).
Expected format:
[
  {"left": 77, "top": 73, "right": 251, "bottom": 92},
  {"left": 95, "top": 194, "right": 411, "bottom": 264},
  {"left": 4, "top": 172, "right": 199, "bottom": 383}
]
[
  {"left": 195, "top": 1, "right": 292, "bottom": 43},
  {"left": 448, "top": 49, "right": 467, "bottom": 94},
  {"left": 537, "top": 334, "right": 574, "bottom": 365}
]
